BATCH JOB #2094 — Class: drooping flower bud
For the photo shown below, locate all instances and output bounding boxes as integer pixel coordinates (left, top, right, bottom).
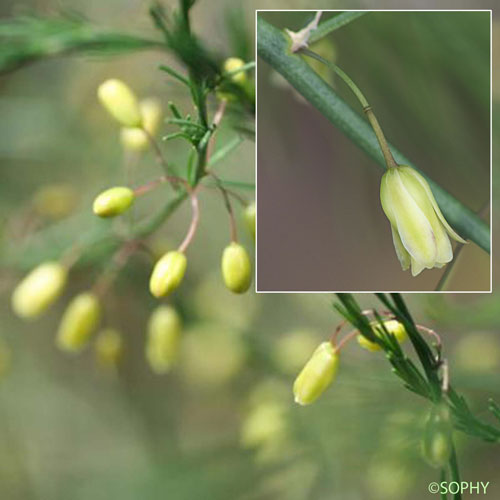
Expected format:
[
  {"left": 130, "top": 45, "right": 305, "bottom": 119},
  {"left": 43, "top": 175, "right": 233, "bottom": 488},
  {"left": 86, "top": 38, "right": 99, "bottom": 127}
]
[
  {"left": 244, "top": 202, "right": 256, "bottom": 241},
  {"left": 221, "top": 242, "right": 252, "bottom": 294},
  {"left": 145, "top": 305, "right": 181, "bottom": 374},
  {"left": 422, "top": 403, "right": 453, "bottom": 468},
  {"left": 11, "top": 261, "right": 67, "bottom": 319},
  {"left": 293, "top": 341, "right": 339, "bottom": 405},
  {"left": 149, "top": 251, "right": 187, "bottom": 298},
  {"left": 97, "top": 79, "right": 143, "bottom": 128},
  {"left": 120, "top": 98, "right": 163, "bottom": 152},
  {"left": 95, "top": 328, "right": 123, "bottom": 367},
  {"left": 357, "top": 319, "right": 407, "bottom": 352},
  {"left": 92, "top": 187, "right": 135, "bottom": 218},
  {"left": 224, "top": 57, "right": 247, "bottom": 84},
  {"left": 56, "top": 292, "right": 100, "bottom": 352},
  {"left": 380, "top": 165, "right": 466, "bottom": 276}
]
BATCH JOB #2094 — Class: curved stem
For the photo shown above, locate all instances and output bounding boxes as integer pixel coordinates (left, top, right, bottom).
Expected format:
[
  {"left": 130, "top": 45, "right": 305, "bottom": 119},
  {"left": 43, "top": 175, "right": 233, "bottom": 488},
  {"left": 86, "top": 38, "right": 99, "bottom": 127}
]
[
  {"left": 177, "top": 188, "right": 200, "bottom": 253},
  {"left": 133, "top": 175, "right": 187, "bottom": 197},
  {"left": 301, "top": 48, "right": 397, "bottom": 169}
]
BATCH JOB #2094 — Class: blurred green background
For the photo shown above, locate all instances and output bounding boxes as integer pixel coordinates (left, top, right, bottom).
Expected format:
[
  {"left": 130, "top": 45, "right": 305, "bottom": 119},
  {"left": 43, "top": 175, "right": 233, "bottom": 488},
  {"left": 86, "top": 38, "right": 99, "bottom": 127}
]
[
  {"left": 257, "top": 10, "right": 491, "bottom": 291},
  {"left": 1, "top": 2, "right": 500, "bottom": 500}
]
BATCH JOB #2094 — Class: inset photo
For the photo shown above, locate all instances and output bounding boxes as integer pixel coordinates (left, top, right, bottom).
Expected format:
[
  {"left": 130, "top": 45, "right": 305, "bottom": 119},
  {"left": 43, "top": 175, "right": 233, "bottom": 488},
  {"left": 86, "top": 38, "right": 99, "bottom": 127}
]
[{"left": 256, "top": 10, "right": 491, "bottom": 292}]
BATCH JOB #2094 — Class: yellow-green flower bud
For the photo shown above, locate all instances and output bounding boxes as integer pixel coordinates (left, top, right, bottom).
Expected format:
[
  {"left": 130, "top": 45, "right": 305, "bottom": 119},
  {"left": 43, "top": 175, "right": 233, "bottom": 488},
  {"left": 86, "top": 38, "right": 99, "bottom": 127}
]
[
  {"left": 380, "top": 165, "right": 466, "bottom": 276},
  {"left": 12, "top": 261, "right": 67, "bottom": 319},
  {"left": 224, "top": 57, "right": 247, "bottom": 84},
  {"left": 422, "top": 403, "right": 453, "bottom": 468},
  {"left": 32, "top": 183, "right": 78, "bottom": 219},
  {"left": 97, "top": 79, "right": 142, "bottom": 128},
  {"left": 56, "top": 292, "right": 100, "bottom": 352},
  {"left": 149, "top": 251, "right": 187, "bottom": 298},
  {"left": 221, "top": 242, "right": 252, "bottom": 294},
  {"left": 244, "top": 202, "right": 256, "bottom": 241},
  {"left": 145, "top": 305, "right": 181, "bottom": 374},
  {"left": 95, "top": 328, "right": 123, "bottom": 367},
  {"left": 92, "top": 186, "right": 135, "bottom": 218},
  {"left": 120, "top": 98, "right": 163, "bottom": 152},
  {"left": 357, "top": 319, "right": 407, "bottom": 352},
  {"left": 293, "top": 342, "right": 339, "bottom": 405}
]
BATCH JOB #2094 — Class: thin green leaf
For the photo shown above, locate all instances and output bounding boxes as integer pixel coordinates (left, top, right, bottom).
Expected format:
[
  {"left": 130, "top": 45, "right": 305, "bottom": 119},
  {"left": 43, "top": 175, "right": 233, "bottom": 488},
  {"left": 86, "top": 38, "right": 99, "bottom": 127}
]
[
  {"left": 159, "top": 64, "right": 190, "bottom": 86},
  {"left": 208, "top": 135, "right": 244, "bottom": 166}
]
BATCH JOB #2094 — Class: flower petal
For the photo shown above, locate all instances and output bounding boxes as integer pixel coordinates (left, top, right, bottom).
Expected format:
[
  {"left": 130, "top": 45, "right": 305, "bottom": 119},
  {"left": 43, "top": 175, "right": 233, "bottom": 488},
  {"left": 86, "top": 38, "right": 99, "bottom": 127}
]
[
  {"left": 400, "top": 166, "right": 467, "bottom": 244},
  {"left": 411, "top": 257, "right": 426, "bottom": 277},
  {"left": 398, "top": 168, "right": 453, "bottom": 265},
  {"left": 391, "top": 224, "right": 410, "bottom": 271},
  {"left": 388, "top": 169, "right": 437, "bottom": 267}
]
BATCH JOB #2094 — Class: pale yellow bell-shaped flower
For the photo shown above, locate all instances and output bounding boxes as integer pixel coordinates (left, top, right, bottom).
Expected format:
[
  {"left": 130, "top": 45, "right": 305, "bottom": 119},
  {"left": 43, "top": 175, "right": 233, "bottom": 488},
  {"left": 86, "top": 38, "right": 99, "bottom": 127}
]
[
  {"left": 92, "top": 186, "right": 135, "bottom": 218},
  {"left": 97, "top": 79, "right": 143, "bottom": 128},
  {"left": 149, "top": 251, "right": 187, "bottom": 298},
  {"left": 293, "top": 341, "right": 339, "bottom": 405},
  {"left": 56, "top": 292, "right": 100, "bottom": 352},
  {"left": 221, "top": 242, "right": 252, "bottom": 293},
  {"left": 120, "top": 98, "right": 163, "bottom": 152},
  {"left": 357, "top": 319, "right": 407, "bottom": 352},
  {"left": 145, "top": 305, "right": 182, "bottom": 374},
  {"left": 380, "top": 165, "right": 466, "bottom": 276},
  {"left": 11, "top": 261, "right": 67, "bottom": 319}
]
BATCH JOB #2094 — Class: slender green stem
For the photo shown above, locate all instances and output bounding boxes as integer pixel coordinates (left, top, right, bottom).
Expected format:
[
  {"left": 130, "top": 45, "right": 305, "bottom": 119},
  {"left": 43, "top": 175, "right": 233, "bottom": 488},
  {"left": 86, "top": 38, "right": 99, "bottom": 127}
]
[
  {"left": 440, "top": 468, "right": 449, "bottom": 500},
  {"left": 302, "top": 48, "right": 396, "bottom": 169},
  {"left": 302, "top": 48, "right": 369, "bottom": 107},
  {"left": 448, "top": 444, "right": 462, "bottom": 500}
]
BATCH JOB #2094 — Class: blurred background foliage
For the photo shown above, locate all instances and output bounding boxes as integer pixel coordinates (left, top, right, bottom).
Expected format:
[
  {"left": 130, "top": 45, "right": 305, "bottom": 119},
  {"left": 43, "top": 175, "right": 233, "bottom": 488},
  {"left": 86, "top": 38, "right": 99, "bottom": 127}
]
[
  {"left": 0, "top": 2, "right": 499, "bottom": 500},
  {"left": 257, "top": 9, "right": 492, "bottom": 291}
]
